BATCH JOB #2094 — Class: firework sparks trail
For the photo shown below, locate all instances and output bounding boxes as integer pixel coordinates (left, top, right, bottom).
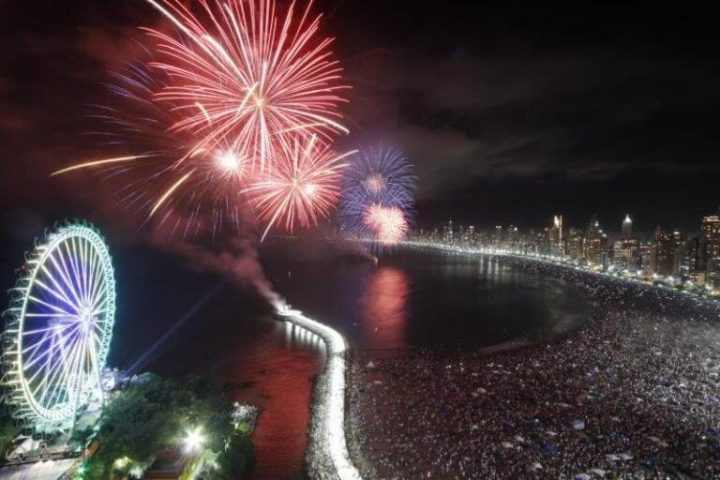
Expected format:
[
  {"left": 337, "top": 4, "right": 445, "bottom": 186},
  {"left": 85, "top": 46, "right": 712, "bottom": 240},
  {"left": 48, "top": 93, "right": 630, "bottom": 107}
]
[
  {"left": 52, "top": 64, "right": 251, "bottom": 239},
  {"left": 143, "top": 0, "right": 350, "bottom": 173},
  {"left": 50, "top": 155, "right": 150, "bottom": 177},
  {"left": 149, "top": 169, "right": 195, "bottom": 217},
  {"left": 244, "top": 135, "right": 356, "bottom": 241}
]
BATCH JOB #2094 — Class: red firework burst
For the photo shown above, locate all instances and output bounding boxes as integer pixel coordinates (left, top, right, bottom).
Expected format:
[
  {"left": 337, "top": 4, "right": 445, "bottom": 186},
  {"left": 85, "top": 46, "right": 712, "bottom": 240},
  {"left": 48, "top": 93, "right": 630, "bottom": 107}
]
[
  {"left": 51, "top": 0, "right": 352, "bottom": 242},
  {"left": 363, "top": 204, "right": 409, "bottom": 244},
  {"left": 244, "top": 135, "right": 356, "bottom": 241},
  {"left": 144, "top": 0, "right": 350, "bottom": 172},
  {"left": 53, "top": 64, "right": 252, "bottom": 240}
]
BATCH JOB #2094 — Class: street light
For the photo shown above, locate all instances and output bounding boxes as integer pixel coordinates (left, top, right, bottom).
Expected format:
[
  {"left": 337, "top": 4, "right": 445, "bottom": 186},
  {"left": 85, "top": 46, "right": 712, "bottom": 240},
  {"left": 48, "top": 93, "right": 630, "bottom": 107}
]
[{"left": 182, "top": 426, "right": 206, "bottom": 454}]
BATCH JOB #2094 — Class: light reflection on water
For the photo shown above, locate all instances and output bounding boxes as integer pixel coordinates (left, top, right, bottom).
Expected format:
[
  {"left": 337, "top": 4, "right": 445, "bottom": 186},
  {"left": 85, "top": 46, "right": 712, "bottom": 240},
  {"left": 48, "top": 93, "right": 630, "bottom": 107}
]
[
  {"left": 360, "top": 267, "right": 410, "bottom": 352},
  {"left": 270, "top": 250, "right": 592, "bottom": 352},
  {"left": 215, "top": 321, "right": 326, "bottom": 480}
]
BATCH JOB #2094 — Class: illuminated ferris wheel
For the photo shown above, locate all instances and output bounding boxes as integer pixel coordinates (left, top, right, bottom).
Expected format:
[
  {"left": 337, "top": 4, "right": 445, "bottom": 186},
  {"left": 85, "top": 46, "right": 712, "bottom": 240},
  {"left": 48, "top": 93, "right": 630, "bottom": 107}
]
[{"left": 1, "top": 223, "right": 116, "bottom": 432}]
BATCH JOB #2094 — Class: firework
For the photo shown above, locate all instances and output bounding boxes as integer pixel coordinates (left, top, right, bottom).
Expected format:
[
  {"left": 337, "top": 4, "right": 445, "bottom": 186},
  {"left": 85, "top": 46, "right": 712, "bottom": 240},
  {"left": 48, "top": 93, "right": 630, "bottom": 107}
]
[
  {"left": 52, "top": 0, "right": 351, "bottom": 242},
  {"left": 244, "top": 135, "right": 356, "bottom": 241},
  {"left": 53, "top": 63, "right": 250, "bottom": 239},
  {"left": 363, "top": 204, "right": 409, "bottom": 244},
  {"left": 339, "top": 145, "right": 416, "bottom": 245},
  {"left": 340, "top": 182, "right": 413, "bottom": 241},
  {"left": 143, "top": 0, "right": 349, "bottom": 172},
  {"left": 344, "top": 145, "right": 416, "bottom": 200}
]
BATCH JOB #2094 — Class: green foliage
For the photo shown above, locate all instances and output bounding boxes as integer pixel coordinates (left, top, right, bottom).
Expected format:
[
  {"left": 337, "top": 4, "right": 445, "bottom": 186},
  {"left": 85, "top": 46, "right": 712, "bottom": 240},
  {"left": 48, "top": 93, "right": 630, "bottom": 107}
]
[
  {"left": 235, "top": 420, "right": 253, "bottom": 435},
  {"left": 0, "top": 414, "right": 19, "bottom": 460},
  {"left": 82, "top": 374, "right": 248, "bottom": 480},
  {"left": 199, "top": 433, "right": 254, "bottom": 480}
]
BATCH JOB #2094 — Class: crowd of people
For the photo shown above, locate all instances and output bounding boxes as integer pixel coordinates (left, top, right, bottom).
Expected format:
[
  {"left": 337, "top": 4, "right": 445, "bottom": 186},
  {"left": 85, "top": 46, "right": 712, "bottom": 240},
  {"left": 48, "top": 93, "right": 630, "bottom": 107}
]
[{"left": 346, "top": 260, "right": 720, "bottom": 479}]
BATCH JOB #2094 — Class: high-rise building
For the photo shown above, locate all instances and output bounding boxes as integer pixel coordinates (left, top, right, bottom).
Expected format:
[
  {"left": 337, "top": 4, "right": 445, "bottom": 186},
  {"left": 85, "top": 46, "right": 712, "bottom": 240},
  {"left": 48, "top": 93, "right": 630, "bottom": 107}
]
[
  {"left": 548, "top": 215, "right": 564, "bottom": 256},
  {"left": 493, "top": 225, "right": 503, "bottom": 247},
  {"left": 622, "top": 214, "right": 633, "bottom": 239},
  {"left": 566, "top": 228, "right": 585, "bottom": 263},
  {"left": 507, "top": 225, "right": 519, "bottom": 252},
  {"left": 652, "top": 227, "right": 684, "bottom": 277},
  {"left": 685, "top": 236, "right": 702, "bottom": 282},
  {"left": 640, "top": 240, "right": 655, "bottom": 274},
  {"left": 584, "top": 216, "right": 608, "bottom": 268},
  {"left": 443, "top": 219, "right": 454, "bottom": 243},
  {"left": 613, "top": 215, "right": 640, "bottom": 271},
  {"left": 701, "top": 215, "right": 720, "bottom": 288},
  {"left": 467, "top": 226, "right": 476, "bottom": 245}
]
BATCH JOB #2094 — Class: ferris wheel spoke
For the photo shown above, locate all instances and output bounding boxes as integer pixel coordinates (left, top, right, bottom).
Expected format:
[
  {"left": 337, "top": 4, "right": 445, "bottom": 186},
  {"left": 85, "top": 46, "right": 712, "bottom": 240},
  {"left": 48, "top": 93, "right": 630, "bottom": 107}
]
[
  {"left": 24, "top": 312, "right": 77, "bottom": 319},
  {"left": 82, "top": 240, "right": 98, "bottom": 307},
  {"left": 88, "top": 276, "right": 106, "bottom": 313},
  {"left": 56, "top": 343, "right": 84, "bottom": 409},
  {"left": 27, "top": 295, "right": 75, "bottom": 316},
  {"left": 75, "top": 335, "right": 95, "bottom": 394},
  {"left": 90, "top": 288, "right": 107, "bottom": 311},
  {"left": 65, "top": 237, "right": 88, "bottom": 306},
  {"left": 29, "top": 333, "right": 74, "bottom": 403},
  {"left": 66, "top": 236, "right": 86, "bottom": 305},
  {"left": 79, "top": 238, "right": 91, "bottom": 303},
  {"left": 23, "top": 323, "right": 82, "bottom": 372},
  {"left": 36, "top": 346, "right": 74, "bottom": 410},
  {"left": 59, "top": 340, "right": 82, "bottom": 401},
  {"left": 29, "top": 349, "right": 67, "bottom": 399},
  {"left": 80, "top": 238, "right": 94, "bottom": 306},
  {"left": 23, "top": 331, "right": 78, "bottom": 366},
  {"left": 86, "top": 249, "right": 100, "bottom": 309},
  {"left": 25, "top": 339, "right": 81, "bottom": 391},
  {"left": 89, "top": 244, "right": 103, "bottom": 299},
  {"left": 32, "top": 278, "right": 77, "bottom": 311},
  {"left": 38, "top": 263, "right": 80, "bottom": 310},
  {"left": 93, "top": 324, "right": 109, "bottom": 347},
  {"left": 86, "top": 333, "right": 100, "bottom": 386},
  {"left": 48, "top": 248, "right": 83, "bottom": 308},
  {"left": 22, "top": 321, "right": 76, "bottom": 336},
  {"left": 21, "top": 330, "right": 51, "bottom": 361},
  {"left": 53, "top": 241, "right": 82, "bottom": 304},
  {"left": 90, "top": 330, "right": 103, "bottom": 351},
  {"left": 41, "top": 329, "right": 85, "bottom": 406}
]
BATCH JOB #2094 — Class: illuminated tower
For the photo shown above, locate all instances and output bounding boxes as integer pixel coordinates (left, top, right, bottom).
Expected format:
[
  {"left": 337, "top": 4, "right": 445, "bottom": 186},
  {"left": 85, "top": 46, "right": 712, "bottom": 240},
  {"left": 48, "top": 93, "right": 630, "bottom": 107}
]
[
  {"left": 554, "top": 215, "right": 563, "bottom": 243},
  {"left": 548, "top": 215, "right": 564, "bottom": 256},
  {"left": 584, "top": 216, "right": 608, "bottom": 268},
  {"left": 444, "top": 219, "right": 454, "bottom": 243},
  {"left": 701, "top": 214, "right": 720, "bottom": 288},
  {"left": 622, "top": 214, "right": 633, "bottom": 239},
  {"left": 614, "top": 214, "right": 639, "bottom": 271}
]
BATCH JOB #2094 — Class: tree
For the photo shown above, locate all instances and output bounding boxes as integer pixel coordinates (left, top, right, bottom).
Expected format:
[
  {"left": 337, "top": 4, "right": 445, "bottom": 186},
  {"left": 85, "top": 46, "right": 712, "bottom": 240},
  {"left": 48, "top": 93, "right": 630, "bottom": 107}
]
[{"left": 79, "top": 374, "right": 252, "bottom": 480}]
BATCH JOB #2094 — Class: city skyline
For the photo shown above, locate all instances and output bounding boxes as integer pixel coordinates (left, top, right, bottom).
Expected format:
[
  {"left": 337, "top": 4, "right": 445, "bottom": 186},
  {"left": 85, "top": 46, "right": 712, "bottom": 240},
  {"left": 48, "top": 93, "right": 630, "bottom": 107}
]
[
  {"left": 415, "top": 209, "right": 720, "bottom": 291},
  {"left": 416, "top": 207, "right": 720, "bottom": 237}
]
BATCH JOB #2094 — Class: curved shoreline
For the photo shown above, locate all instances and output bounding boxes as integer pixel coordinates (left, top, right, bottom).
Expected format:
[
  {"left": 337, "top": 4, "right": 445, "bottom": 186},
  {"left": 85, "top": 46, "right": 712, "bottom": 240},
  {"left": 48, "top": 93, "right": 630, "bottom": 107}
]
[
  {"left": 405, "top": 240, "right": 713, "bottom": 301},
  {"left": 271, "top": 298, "right": 362, "bottom": 480}
]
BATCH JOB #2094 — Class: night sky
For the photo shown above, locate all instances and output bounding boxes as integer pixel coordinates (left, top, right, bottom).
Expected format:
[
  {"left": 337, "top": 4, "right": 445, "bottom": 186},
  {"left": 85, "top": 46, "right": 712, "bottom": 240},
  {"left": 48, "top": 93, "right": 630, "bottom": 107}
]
[{"left": 1, "top": 0, "right": 719, "bottom": 238}]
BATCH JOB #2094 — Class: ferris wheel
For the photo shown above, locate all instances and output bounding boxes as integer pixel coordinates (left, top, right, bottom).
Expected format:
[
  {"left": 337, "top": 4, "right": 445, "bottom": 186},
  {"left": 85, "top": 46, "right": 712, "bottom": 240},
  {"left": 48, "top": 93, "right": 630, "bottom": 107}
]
[{"left": 2, "top": 223, "right": 116, "bottom": 432}]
